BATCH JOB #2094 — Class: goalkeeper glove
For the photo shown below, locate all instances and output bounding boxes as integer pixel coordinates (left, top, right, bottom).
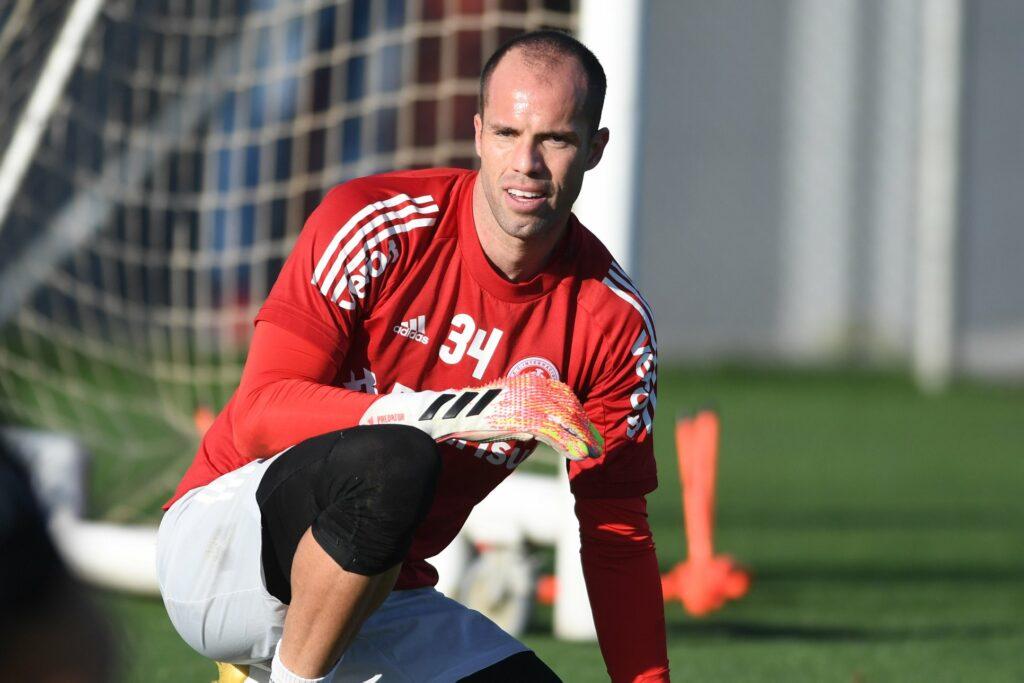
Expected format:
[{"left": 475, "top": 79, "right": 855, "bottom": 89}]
[{"left": 359, "top": 375, "right": 601, "bottom": 461}]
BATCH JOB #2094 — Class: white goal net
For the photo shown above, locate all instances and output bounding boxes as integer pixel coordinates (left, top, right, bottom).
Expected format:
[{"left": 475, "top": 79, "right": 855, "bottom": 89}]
[{"left": 0, "top": 0, "right": 576, "bottom": 521}]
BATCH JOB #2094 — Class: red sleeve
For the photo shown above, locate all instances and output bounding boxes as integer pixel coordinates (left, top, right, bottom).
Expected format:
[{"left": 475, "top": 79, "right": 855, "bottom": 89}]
[
  {"left": 232, "top": 181, "right": 418, "bottom": 457},
  {"left": 570, "top": 294, "right": 658, "bottom": 498},
  {"left": 231, "top": 320, "right": 379, "bottom": 458},
  {"left": 577, "top": 496, "right": 669, "bottom": 682}
]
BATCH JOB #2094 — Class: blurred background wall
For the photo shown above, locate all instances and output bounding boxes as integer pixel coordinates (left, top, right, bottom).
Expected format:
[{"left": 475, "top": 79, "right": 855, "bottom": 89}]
[
  {"left": 957, "top": 0, "right": 1024, "bottom": 377},
  {"left": 632, "top": 0, "right": 1024, "bottom": 379}
]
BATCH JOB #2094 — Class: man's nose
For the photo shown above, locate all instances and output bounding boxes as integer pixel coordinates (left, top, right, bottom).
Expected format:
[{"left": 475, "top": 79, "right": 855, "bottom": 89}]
[{"left": 510, "top": 138, "right": 544, "bottom": 176}]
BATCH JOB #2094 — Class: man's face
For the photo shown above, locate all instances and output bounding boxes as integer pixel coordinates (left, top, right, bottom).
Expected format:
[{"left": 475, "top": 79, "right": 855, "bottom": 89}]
[{"left": 475, "top": 50, "right": 608, "bottom": 241}]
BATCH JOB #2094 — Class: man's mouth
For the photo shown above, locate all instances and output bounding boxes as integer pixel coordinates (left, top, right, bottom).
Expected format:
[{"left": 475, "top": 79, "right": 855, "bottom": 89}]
[
  {"left": 504, "top": 187, "right": 548, "bottom": 211},
  {"left": 507, "top": 188, "right": 544, "bottom": 199}
]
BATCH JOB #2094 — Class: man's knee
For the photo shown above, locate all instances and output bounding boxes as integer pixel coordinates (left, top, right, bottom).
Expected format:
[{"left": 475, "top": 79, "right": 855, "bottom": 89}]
[
  {"left": 257, "top": 425, "right": 441, "bottom": 602},
  {"left": 312, "top": 425, "right": 441, "bottom": 575}
]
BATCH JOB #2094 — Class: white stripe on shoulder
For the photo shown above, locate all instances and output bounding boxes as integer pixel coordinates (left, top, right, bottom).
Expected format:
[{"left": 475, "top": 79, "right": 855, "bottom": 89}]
[
  {"left": 608, "top": 261, "right": 656, "bottom": 323},
  {"left": 312, "top": 194, "right": 438, "bottom": 296},
  {"left": 324, "top": 201, "right": 439, "bottom": 300},
  {"left": 601, "top": 276, "right": 658, "bottom": 352},
  {"left": 602, "top": 265, "right": 658, "bottom": 352},
  {"left": 312, "top": 193, "right": 413, "bottom": 286},
  {"left": 329, "top": 215, "right": 437, "bottom": 302}
]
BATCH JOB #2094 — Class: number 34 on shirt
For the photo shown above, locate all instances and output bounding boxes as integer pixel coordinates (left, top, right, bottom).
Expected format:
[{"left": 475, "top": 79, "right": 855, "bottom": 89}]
[{"left": 439, "top": 313, "right": 503, "bottom": 380}]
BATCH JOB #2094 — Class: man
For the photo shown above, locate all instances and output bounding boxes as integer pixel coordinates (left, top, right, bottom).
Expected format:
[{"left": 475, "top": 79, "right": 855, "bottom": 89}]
[{"left": 158, "top": 30, "right": 669, "bottom": 682}]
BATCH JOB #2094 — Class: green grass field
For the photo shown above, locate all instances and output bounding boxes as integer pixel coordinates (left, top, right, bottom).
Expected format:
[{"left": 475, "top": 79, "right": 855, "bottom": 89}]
[{"left": 95, "top": 366, "right": 1024, "bottom": 682}]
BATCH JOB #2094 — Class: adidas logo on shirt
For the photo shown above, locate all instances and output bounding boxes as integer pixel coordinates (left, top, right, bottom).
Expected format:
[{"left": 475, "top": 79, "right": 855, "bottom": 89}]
[{"left": 393, "top": 315, "right": 429, "bottom": 345}]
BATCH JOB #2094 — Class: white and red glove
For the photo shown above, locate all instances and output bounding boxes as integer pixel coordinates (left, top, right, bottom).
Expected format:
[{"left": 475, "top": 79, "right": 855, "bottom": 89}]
[{"left": 359, "top": 375, "right": 602, "bottom": 461}]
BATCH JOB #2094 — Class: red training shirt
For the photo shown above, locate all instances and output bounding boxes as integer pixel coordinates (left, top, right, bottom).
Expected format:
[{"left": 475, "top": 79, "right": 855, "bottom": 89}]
[{"left": 166, "top": 168, "right": 668, "bottom": 681}]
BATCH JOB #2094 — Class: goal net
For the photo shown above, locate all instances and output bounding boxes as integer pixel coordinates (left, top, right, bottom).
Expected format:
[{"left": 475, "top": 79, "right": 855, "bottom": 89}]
[{"left": 0, "top": 0, "right": 576, "bottom": 522}]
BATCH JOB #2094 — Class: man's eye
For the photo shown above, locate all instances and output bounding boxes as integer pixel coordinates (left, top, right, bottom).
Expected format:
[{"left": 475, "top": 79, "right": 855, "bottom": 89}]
[{"left": 495, "top": 129, "right": 514, "bottom": 137}]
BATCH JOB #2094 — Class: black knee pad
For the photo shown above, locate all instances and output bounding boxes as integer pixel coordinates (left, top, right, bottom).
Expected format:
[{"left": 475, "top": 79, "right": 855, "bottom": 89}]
[
  {"left": 256, "top": 425, "right": 440, "bottom": 603},
  {"left": 458, "top": 651, "right": 561, "bottom": 682}
]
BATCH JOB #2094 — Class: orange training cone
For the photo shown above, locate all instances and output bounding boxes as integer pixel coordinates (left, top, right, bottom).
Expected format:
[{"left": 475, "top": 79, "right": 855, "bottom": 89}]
[
  {"left": 663, "top": 409, "right": 751, "bottom": 616},
  {"left": 536, "top": 409, "right": 750, "bottom": 613}
]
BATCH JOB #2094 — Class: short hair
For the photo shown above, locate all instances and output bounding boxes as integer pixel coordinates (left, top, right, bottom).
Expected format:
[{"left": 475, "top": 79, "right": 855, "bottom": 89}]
[{"left": 478, "top": 30, "right": 607, "bottom": 136}]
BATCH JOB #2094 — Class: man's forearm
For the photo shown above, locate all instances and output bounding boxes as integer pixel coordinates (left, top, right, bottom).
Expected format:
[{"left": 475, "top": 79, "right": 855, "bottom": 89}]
[
  {"left": 231, "top": 320, "right": 378, "bottom": 457},
  {"left": 577, "top": 497, "right": 670, "bottom": 682},
  {"left": 233, "top": 376, "right": 378, "bottom": 457}
]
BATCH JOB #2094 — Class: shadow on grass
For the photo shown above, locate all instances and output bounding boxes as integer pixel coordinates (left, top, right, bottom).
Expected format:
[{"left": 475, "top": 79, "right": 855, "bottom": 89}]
[
  {"left": 666, "top": 620, "right": 1024, "bottom": 643},
  {"left": 752, "top": 565, "right": 1024, "bottom": 583},
  {"left": 718, "top": 507, "right": 1024, "bottom": 532}
]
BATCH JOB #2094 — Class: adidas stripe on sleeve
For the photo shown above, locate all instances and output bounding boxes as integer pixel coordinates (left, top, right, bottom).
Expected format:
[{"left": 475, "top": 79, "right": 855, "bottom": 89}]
[
  {"left": 601, "top": 261, "right": 658, "bottom": 442},
  {"left": 570, "top": 260, "right": 659, "bottom": 498}
]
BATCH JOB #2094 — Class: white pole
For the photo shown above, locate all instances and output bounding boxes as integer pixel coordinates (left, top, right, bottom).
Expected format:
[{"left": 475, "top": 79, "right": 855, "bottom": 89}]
[
  {"left": 575, "top": 0, "right": 647, "bottom": 275},
  {"left": 552, "top": 464, "right": 597, "bottom": 641},
  {"left": 559, "top": 0, "right": 647, "bottom": 640},
  {"left": 914, "top": 0, "right": 963, "bottom": 392},
  {"left": 0, "top": 0, "right": 105, "bottom": 236},
  {"left": 778, "top": 0, "right": 858, "bottom": 359},
  {"left": 459, "top": 469, "right": 596, "bottom": 640},
  {"left": 50, "top": 514, "right": 161, "bottom": 595}
]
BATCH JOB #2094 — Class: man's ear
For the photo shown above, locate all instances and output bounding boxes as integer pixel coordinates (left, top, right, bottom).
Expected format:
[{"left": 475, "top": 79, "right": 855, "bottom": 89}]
[
  {"left": 585, "top": 127, "right": 610, "bottom": 171},
  {"left": 474, "top": 113, "right": 483, "bottom": 158}
]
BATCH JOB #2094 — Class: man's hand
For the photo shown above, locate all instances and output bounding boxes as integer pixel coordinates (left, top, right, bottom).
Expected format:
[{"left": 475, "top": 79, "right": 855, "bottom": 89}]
[{"left": 359, "top": 375, "right": 601, "bottom": 461}]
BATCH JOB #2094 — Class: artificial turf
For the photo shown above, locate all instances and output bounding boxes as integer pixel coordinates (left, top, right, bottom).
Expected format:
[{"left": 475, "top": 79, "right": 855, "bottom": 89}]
[{"left": 96, "top": 367, "right": 1024, "bottom": 681}]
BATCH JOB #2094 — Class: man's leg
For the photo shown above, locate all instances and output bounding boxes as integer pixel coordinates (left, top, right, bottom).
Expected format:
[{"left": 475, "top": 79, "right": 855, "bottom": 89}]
[
  {"left": 276, "top": 530, "right": 399, "bottom": 677},
  {"left": 256, "top": 425, "right": 441, "bottom": 679},
  {"left": 158, "top": 461, "right": 288, "bottom": 665}
]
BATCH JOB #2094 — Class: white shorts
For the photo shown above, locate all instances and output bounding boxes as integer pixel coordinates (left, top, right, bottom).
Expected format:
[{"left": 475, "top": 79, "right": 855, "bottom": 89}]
[{"left": 156, "top": 456, "right": 527, "bottom": 681}]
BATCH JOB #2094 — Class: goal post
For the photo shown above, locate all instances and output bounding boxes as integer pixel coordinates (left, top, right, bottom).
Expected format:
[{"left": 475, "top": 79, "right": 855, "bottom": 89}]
[{"left": 574, "top": 0, "right": 646, "bottom": 276}]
